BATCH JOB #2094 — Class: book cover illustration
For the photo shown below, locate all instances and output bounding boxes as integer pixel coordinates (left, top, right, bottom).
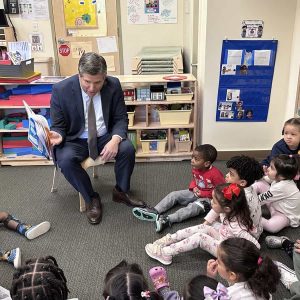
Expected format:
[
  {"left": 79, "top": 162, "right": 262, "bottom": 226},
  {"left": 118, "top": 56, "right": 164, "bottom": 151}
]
[{"left": 23, "top": 100, "right": 52, "bottom": 160}]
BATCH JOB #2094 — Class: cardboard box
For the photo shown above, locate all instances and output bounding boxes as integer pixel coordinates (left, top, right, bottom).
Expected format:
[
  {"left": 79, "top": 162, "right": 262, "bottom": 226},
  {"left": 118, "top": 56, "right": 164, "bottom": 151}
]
[
  {"left": 140, "top": 138, "right": 167, "bottom": 153},
  {"left": 159, "top": 110, "right": 191, "bottom": 125},
  {"left": 174, "top": 140, "right": 192, "bottom": 152}
]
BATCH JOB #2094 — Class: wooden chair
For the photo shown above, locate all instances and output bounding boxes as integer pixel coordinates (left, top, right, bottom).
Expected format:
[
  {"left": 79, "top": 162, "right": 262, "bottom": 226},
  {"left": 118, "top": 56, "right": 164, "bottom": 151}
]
[{"left": 51, "top": 157, "right": 105, "bottom": 212}]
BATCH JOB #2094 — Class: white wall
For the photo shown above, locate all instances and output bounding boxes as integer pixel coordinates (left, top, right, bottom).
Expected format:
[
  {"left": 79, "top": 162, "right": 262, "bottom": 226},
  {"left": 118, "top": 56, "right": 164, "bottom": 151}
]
[
  {"left": 286, "top": 0, "right": 300, "bottom": 118},
  {"left": 119, "top": 0, "right": 184, "bottom": 75},
  {"left": 199, "top": 0, "right": 297, "bottom": 151},
  {"left": 0, "top": 0, "right": 56, "bottom": 74}
]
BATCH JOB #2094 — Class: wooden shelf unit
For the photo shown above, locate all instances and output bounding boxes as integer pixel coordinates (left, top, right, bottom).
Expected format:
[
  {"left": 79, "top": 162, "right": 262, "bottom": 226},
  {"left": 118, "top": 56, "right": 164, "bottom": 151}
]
[{"left": 116, "top": 74, "right": 197, "bottom": 161}]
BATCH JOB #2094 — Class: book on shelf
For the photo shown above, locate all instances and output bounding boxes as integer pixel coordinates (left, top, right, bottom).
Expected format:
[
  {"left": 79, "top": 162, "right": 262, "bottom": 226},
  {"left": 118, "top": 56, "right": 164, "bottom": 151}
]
[{"left": 23, "top": 100, "right": 52, "bottom": 160}]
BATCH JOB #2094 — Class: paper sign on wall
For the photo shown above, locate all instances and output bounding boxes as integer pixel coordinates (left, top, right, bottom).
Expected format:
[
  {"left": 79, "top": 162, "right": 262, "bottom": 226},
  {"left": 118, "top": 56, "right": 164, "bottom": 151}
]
[
  {"left": 102, "top": 55, "right": 116, "bottom": 72},
  {"left": 96, "top": 36, "right": 118, "bottom": 53},
  {"left": 71, "top": 41, "right": 93, "bottom": 58}
]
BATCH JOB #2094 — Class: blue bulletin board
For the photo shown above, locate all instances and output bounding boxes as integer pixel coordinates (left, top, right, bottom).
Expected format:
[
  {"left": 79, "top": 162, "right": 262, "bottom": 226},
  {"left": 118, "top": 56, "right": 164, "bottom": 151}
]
[{"left": 216, "top": 40, "right": 278, "bottom": 122}]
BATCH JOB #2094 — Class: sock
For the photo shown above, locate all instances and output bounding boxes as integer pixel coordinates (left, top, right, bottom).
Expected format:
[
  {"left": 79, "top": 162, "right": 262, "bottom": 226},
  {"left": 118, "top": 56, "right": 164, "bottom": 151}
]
[
  {"left": 16, "top": 223, "right": 31, "bottom": 235},
  {"left": 282, "top": 240, "right": 295, "bottom": 259}
]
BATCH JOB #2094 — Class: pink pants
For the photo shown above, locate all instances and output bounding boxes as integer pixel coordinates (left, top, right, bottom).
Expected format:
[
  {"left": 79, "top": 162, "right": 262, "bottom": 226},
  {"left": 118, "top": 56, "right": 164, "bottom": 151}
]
[
  {"left": 163, "top": 224, "right": 221, "bottom": 257},
  {"left": 262, "top": 205, "right": 290, "bottom": 233}
]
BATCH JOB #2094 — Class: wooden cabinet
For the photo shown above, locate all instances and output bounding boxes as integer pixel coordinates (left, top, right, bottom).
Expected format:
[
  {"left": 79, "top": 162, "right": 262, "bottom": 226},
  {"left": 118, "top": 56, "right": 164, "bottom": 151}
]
[{"left": 116, "top": 74, "right": 197, "bottom": 161}]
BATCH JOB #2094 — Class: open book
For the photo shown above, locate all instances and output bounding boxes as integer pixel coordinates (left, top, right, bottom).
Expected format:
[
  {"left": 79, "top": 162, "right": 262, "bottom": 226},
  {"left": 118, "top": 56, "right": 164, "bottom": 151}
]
[{"left": 23, "top": 100, "right": 52, "bottom": 160}]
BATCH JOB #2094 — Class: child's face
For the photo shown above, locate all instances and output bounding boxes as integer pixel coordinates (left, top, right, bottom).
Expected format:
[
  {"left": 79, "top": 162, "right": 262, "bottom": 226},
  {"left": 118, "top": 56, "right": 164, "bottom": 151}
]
[
  {"left": 216, "top": 248, "right": 232, "bottom": 283},
  {"left": 211, "top": 191, "right": 223, "bottom": 213},
  {"left": 267, "top": 161, "right": 277, "bottom": 181},
  {"left": 225, "top": 168, "right": 243, "bottom": 185},
  {"left": 283, "top": 124, "right": 300, "bottom": 150},
  {"left": 191, "top": 150, "right": 209, "bottom": 170}
]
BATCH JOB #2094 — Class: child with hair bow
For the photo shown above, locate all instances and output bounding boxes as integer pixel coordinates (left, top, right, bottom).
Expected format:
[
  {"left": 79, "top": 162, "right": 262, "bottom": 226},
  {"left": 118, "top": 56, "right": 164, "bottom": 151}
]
[{"left": 145, "top": 183, "right": 260, "bottom": 265}]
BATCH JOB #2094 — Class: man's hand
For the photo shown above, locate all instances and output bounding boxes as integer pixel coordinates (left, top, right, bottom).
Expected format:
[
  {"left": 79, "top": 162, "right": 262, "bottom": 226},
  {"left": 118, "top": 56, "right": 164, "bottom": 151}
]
[
  {"left": 193, "top": 187, "right": 201, "bottom": 198},
  {"left": 100, "top": 135, "right": 120, "bottom": 161},
  {"left": 207, "top": 259, "right": 218, "bottom": 278},
  {"left": 262, "top": 165, "right": 268, "bottom": 175},
  {"left": 49, "top": 131, "right": 63, "bottom": 146}
]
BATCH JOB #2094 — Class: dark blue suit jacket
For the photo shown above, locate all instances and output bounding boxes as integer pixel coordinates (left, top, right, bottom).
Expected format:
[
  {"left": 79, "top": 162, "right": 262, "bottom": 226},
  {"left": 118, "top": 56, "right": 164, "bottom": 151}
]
[{"left": 50, "top": 74, "right": 128, "bottom": 143}]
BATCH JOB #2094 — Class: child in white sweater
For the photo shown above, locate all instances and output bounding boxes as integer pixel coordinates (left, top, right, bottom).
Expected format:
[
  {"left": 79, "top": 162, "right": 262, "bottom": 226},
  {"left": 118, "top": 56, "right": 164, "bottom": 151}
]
[{"left": 258, "top": 154, "right": 300, "bottom": 233}]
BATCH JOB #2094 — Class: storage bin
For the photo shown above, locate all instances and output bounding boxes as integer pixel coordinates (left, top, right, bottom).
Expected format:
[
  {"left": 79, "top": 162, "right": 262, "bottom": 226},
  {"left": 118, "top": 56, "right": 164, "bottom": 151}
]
[
  {"left": 127, "top": 111, "right": 135, "bottom": 127},
  {"left": 140, "top": 138, "right": 167, "bottom": 153},
  {"left": 0, "top": 59, "right": 35, "bottom": 78},
  {"left": 174, "top": 140, "right": 192, "bottom": 152},
  {"left": 159, "top": 110, "right": 191, "bottom": 125},
  {"left": 165, "top": 92, "right": 193, "bottom": 101}
]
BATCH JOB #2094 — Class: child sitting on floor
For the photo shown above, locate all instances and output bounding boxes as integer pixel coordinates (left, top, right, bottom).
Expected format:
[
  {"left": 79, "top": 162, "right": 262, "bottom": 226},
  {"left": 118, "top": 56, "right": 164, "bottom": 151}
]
[
  {"left": 258, "top": 154, "right": 300, "bottom": 233},
  {"left": 10, "top": 256, "right": 74, "bottom": 300},
  {"left": 103, "top": 260, "right": 175, "bottom": 300},
  {"left": 204, "top": 155, "right": 263, "bottom": 241},
  {"left": 254, "top": 117, "right": 300, "bottom": 193},
  {"left": 132, "top": 144, "right": 225, "bottom": 232},
  {"left": 207, "top": 237, "right": 280, "bottom": 300},
  {"left": 145, "top": 183, "right": 260, "bottom": 265},
  {"left": 0, "top": 211, "right": 50, "bottom": 269}
]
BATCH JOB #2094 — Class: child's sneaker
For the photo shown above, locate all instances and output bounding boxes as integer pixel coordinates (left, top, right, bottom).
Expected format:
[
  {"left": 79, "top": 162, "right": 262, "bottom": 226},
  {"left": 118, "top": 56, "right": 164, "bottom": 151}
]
[
  {"left": 5, "top": 248, "right": 21, "bottom": 269},
  {"left": 265, "top": 236, "right": 289, "bottom": 249},
  {"left": 153, "top": 233, "right": 174, "bottom": 247},
  {"left": 145, "top": 243, "right": 172, "bottom": 265},
  {"left": 149, "top": 266, "right": 170, "bottom": 291},
  {"left": 132, "top": 206, "right": 158, "bottom": 222},
  {"left": 24, "top": 221, "right": 51, "bottom": 240},
  {"left": 155, "top": 215, "right": 170, "bottom": 233},
  {"left": 275, "top": 261, "right": 298, "bottom": 289}
]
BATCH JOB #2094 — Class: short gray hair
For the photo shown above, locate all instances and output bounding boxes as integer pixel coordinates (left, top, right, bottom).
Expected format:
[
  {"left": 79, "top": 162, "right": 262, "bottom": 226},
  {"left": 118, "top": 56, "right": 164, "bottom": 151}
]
[{"left": 78, "top": 52, "right": 107, "bottom": 75}]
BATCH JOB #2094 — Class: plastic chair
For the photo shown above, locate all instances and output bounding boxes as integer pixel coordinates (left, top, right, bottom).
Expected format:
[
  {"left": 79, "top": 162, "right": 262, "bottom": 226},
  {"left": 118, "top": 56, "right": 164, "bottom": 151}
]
[{"left": 51, "top": 156, "right": 105, "bottom": 212}]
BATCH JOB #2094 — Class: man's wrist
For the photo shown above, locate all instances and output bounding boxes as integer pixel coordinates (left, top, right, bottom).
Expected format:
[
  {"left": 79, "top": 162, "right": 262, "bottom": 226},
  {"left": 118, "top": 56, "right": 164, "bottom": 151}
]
[{"left": 112, "top": 135, "right": 122, "bottom": 144}]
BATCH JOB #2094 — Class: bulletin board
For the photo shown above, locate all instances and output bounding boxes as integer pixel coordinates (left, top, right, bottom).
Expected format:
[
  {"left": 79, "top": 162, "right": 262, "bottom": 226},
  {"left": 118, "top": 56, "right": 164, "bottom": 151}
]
[
  {"left": 63, "top": 0, "right": 98, "bottom": 29},
  {"left": 216, "top": 40, "right": 278, "bottom": 122}
]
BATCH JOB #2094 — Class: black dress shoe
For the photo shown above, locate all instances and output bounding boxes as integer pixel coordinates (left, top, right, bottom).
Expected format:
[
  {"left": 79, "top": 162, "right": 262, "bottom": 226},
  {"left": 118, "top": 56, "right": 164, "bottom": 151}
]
[
  {"left": 86, "top": 196, "right": 102, "bottom": 224},
  {"left": 112, "top": 188, "right": 146, "bottom": 207}
]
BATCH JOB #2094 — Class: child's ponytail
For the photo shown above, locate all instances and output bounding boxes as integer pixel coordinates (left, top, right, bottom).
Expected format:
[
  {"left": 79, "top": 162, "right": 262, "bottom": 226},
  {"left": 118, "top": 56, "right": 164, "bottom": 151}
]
[
  {"left": 247, "top": 255, "right": 280, "bottom": 299},
  {"left": 219, "top": 238, "right": 280, "bottom": 300}
]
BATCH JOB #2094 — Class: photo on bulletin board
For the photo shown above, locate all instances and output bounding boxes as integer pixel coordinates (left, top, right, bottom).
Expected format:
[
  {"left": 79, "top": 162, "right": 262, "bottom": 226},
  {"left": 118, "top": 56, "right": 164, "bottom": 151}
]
[{"left": 63, "top": 0, "right": 98, "bottom": 29}]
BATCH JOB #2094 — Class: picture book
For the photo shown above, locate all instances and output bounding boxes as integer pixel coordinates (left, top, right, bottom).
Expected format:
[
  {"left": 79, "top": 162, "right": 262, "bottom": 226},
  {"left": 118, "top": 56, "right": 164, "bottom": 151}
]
[{"left": 23, "top": 100, "right": 52, "bottom": 160}]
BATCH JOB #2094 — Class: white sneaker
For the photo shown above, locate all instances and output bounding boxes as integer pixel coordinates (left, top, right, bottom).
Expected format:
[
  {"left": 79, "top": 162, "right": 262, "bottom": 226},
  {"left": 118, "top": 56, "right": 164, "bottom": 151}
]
[
  {"left": 25, "top": 221, "right": 51, "bottom": 240},
  {"left": 153, "top": 233, "right": 174, "bottom": 247},
  {"left": 6, "top": 248, "right": 21, "bottom": 269},
  {"left": 145, "top": 243, "right": 172, "bottom": 265},
  {"left": 275, "top": 261, "right": 298, "bottom": 290}
]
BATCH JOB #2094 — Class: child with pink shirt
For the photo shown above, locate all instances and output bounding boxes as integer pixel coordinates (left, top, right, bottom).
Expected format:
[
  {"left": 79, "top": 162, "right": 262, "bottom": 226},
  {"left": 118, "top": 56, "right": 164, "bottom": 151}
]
[{"left": 144, "top": 183, "right": 259, "bottom": 265}]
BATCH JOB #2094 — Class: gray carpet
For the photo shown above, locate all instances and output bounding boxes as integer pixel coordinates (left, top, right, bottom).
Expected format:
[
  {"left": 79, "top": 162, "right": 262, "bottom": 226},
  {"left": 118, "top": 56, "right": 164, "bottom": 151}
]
[{"left": 0, "top": 161, "right": 299, "bottom": 299}]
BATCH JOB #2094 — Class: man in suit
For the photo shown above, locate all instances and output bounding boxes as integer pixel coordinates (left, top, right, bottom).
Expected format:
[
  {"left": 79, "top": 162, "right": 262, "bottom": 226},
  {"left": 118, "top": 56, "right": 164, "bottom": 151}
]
[{"left": 49, "top": 52, "right": 145, "bottom": 225}]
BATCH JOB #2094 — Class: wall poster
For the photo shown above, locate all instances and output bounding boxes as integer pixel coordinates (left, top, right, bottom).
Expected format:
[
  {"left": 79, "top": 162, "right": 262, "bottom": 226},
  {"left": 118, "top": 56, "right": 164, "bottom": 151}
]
[
  {"left": 127, "top": 0, "right": 177, "bottom": 24},
  {"left": 216, "top": 40, "right": 278, "bottom": 122},
  {"left": 63, "top": 0, "right": 98, "bottom": 29}
]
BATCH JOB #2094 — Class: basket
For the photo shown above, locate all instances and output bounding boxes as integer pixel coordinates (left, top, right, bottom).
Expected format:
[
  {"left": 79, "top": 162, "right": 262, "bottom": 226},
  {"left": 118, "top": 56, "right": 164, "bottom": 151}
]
[
  {"left": 140, "top": 138, "right": 167, "bottom": 153},
  {"left": 127, "top": 111, "right": 135, "bottom": 127},
  {"left": 158, "top": 110, "right": 191, "bottom": 125},
  {"left": 165, "top": 92, "right": 193, "bottom": 101},
  {"left": 174, "top": 140, "right": 192, "bottom": 152}
]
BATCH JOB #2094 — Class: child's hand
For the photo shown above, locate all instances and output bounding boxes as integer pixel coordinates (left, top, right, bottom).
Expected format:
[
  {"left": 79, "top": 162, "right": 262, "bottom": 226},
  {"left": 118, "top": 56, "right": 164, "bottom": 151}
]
[
  {"left": 193, "top": 187, "right": 201, "bottom": 198},
  {"left": 262, "top": 165, "right": 268, "bottom": 175},
  {"left": 207, "top": 259, "right": 218, "bottom": 278},
  {"left": 295, "top": 240, "right": 300, "bottom": 253}
]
